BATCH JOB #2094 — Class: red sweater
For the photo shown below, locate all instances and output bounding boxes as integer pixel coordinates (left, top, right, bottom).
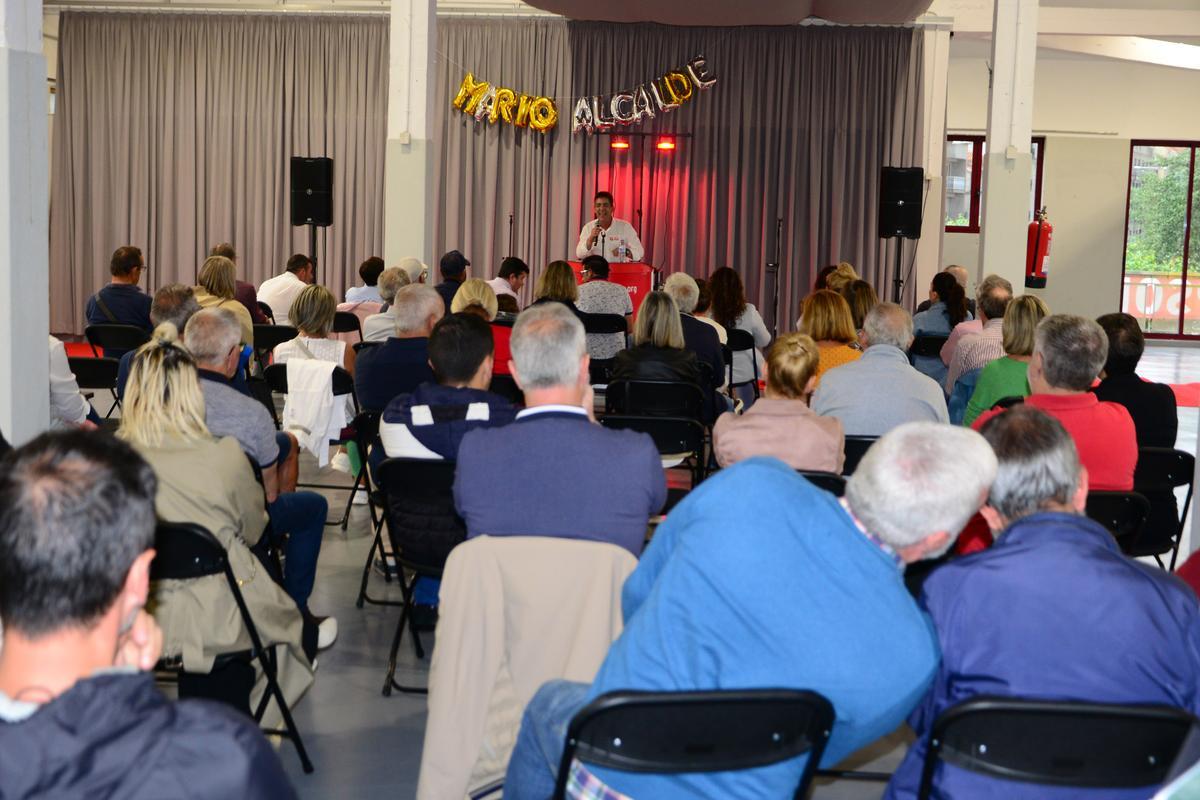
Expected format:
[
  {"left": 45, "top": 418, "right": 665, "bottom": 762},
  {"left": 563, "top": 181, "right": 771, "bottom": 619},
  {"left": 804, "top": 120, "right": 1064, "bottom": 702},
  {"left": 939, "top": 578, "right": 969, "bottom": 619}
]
[{"left": 974, "top": 392, "right": 1137, "bottom": 490}]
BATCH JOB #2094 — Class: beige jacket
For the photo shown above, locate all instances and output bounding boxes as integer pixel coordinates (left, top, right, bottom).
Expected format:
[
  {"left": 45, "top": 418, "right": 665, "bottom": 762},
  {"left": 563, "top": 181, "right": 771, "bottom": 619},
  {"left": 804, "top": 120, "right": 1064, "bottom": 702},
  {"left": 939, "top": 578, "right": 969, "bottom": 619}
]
[
  {"left": 417, "top": 536, "right": 636, "bottom": 800},
  {"left": 135, "top": 434, "right": 314, "bottom": 719},
  {"left": 193, "top": 287, "right": 254, "bottom": 345},
  {"left": 713, "top": 397, "right": 845, "bottom": 473}
]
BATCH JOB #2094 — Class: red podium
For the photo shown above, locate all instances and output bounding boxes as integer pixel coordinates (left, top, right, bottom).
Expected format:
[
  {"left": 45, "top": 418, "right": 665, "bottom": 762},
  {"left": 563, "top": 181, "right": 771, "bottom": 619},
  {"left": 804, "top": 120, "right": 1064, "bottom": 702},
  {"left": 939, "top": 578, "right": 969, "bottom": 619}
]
[{"left": 568, "top": 261, "right": 655, "bottom": 320}]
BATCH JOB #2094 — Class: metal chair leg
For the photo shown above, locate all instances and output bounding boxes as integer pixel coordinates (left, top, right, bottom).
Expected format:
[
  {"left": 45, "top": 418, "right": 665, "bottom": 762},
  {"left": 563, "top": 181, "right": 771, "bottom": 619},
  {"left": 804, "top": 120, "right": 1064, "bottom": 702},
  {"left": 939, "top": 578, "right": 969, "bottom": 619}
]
[{"left": 382, "top": 573, "right": 428, "bottom": 696}]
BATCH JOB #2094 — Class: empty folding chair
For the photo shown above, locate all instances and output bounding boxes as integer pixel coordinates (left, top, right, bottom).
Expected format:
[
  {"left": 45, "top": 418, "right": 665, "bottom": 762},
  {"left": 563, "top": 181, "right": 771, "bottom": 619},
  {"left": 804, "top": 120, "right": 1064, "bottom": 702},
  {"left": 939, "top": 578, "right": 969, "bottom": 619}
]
[
  {"left": 724, "top": 329, "right": 760, "bottom": 400},
  {"left": 1133, "top": 447, "right": 1195, "bottom": 569},
  {"left": 67, "top": 355, "right": 121, "bottom": 418}
]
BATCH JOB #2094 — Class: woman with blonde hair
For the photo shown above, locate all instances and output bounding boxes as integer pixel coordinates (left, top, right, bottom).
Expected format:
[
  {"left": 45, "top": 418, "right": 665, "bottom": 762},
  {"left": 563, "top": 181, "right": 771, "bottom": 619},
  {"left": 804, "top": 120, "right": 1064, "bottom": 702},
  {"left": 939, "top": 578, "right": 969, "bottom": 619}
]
[
  {"left": 962, "top": 294, "right": 1050, "bottom": 425},
  {"left": 118, "top": 323, "right": 314, "bottom": 718},
  {"left": 611, "top": 291, "right": 701, "bottom": 388},
  {"left": 798, "top": 290, "right": 862, "bottom": 380},
  {"left": 531, "top": 260, "right": 580, "bottom": 307},
  {"left": 842, "top": 279, "right": 879, "bottom": 335},
  {"left": 273, "top": 284, "right": 355, "bottom": 376},
  {"left": 194, "top": 255, "right": 253, "bottom": 345},
  {"left": 452, "top": 278, "right": 513, "bottom": 376},
  {"left": 713, "top": 333, "right": 844, "bottom": 472},
  {"left": 823, "top": 262, "right": 859, "bottom": 295}
]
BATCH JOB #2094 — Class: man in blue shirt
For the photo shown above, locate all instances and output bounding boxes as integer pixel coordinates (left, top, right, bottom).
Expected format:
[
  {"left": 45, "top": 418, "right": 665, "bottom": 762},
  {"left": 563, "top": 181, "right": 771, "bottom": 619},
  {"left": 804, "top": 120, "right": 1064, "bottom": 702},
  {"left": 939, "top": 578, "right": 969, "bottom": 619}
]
[
  {"left": 85, "top": 245, "right": 154, "bottom": 356},
  {"left": 886, "top": 405, "right": 1200, "bottom": 800},
  {"left": 354, "top": 284, "right": 442, "bottom": 412},
  {"left": 504, "top": 421, "right": 999, "bottom": 799}
]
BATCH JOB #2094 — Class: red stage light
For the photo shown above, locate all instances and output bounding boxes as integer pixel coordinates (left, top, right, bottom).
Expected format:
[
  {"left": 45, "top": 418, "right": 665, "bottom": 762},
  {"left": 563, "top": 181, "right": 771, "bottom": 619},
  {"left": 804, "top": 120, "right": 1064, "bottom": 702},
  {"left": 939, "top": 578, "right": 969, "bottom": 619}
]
[
  {"left": 655, "top": 138, "right": 676, "bottom": 152},
  {"left": 610, "top": 137, "right": 630, "bottom": 151}
]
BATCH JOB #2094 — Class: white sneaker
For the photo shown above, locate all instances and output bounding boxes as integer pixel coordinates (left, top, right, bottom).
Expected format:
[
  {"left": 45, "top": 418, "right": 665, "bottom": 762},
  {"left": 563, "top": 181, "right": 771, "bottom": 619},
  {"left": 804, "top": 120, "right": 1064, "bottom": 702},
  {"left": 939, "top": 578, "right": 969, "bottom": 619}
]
[
  {"left": 329, "top": 451, "right": 352, "bottom": 473},
  {"left": 350, "top": 490, "right": 368, "bottom": 505},
  {"left": 317, "top": 616, "right": 339, "bottom": 650}
]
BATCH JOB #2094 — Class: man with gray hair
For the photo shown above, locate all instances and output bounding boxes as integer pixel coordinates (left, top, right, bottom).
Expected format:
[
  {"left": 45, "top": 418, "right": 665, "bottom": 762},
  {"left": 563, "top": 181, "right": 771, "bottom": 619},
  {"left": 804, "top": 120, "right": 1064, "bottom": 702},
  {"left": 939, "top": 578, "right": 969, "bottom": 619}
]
[
  {"left": 117, "top": 283, "right": 203, "bottom": 399},
  {"left": 454, "top": 302, "right": 665, "bottom": 556},
  {"left": 974, "top": 313, "right": 1136, "bottom": 490},
  {"left": 663, "top": 272, "right": 725, "bottom": 406},
  {"left": 886, "top": 406, "right": 1200, "bottom": 800},
  {"left": 812, "top": 302, "right": 948, "bottom": 436},
  {"left": 354, "top": 283, "right": 442, "bottom": 411},
  {"left": 505, "top": 422, "right": 998, "bottom": 798},
  {"left": 184, "top": 307, "right": 337, "bottom": 650},
  {"left": 362, "top": 266, "right": 412, "bottom": 342}
]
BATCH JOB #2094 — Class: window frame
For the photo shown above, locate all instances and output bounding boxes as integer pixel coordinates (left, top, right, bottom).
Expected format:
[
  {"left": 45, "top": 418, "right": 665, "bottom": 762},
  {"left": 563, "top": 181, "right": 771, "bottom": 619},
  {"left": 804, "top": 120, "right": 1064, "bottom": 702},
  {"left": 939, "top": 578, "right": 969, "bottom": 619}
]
[{"left": 943, "top": 135, "right": 1047, "bottom": 234}]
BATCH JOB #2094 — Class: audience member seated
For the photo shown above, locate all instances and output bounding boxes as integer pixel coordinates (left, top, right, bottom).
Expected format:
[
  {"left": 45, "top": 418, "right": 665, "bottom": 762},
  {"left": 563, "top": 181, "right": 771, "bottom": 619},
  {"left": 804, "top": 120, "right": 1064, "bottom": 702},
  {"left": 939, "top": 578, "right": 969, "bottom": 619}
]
[
  {"left": 940, "top": 273, "right": 1011, "bottom": 367},
  {"left": 577, "top": 255, "right": 634, "bottom": 360},
  {"left": 663, "top": 272, "right": 726, "bottom": 395},
  {"left": 451, "top": 278, "right": 512, "bottom": 376},
  {"left": 454, "top": 303, "right": 665, "bottom": 557},
  {"left": 0, "top": 431, "right": 296, "bottom": 799},
  {"left": 911, "top": 271, "right": 971, "bottom": 385},
  {"left": 813, "top": 303, "right": 948, "bottom": 435},
  {"left": 257, "top": 253, "right": 314, "bottom": 325},
  {"left": 435, "top": 250, "right": 470, "bottom": 313},
  {"left": 886, "top": 406, "right": 1200, "bottom": 800},
  {"left": 495, "top": 293, "right": 520, "bottom": 321},
  {"left": 822, "top": 261, "right": 859, "bottom": 295},
  {"left": 381, "top": 313, "right": 515, "bottom": 460},
  {"left": 193, "top": 255, "right": 254, "bottom": 345},
  {"left": 184, "top": 308, "right": 337, "bottom": 649},
  {"left": 210, "top": 242, "right": 268, "bottom": 324},
  {"left": 117, "top": 284, "right": 203, "bottom": 399},
  {"left": 610, "top": 291, "right": 703, "bottom": 409},
  {"left": 975, "top": 314, "right": 1137, "bottom": 490},
  {"left": 273, "top": 284, "right": 356, "bottom": 376},
  {"left": 346, "top": 256, "right": 385, "bottom": 304},
  {"left": 85, "top": 245, "right": 153, "bottom": 355},
  {"left": 531, "top": 259, "right": 583, "bottom": 313},
  {"left": 713, "top": 333, "right": 844, "bottom": 472},
  {"left": 692, "top": 277, "right": 728, "bottom": 343},
  {"left": 486, "top": 256, "right": 530, "bottom": 308},
  {"left": 505, "top": 423, "right": 998, "bottom": 799},
  {"left": 945, "top": 276, "right": 1013, "bottom": 393},
  {"left": 118, "top": 325, "right": 314, "bottom": 720},
  {"left": 842, "top": 278, "right": 880, "bottom": 337},
  {"left": 915, "top": 264, "right": 974, "bottom": 316},
  {"left": 362, "top": 266, "right": 411, "bottom": 342},
  {"left": 48, "top": 335, "right": 96, "bottom": 428},
  {"left": 963, "top": 295, "right": 1049, "bottom": 426},
  {"left": 1093, "top": 312, "right": 1178, "bottom": 448},
  {"left": 709, "top": 266, "right": 771, "bottom": 404},
  {"left": 397, "top": 255, "right": 428, "bottom": 285},
  {"left": 355, "top": 284, "right": 442, "bottom": 412},
  {"left": 798, "top": 289, "right": 862, "bottom": 381}
]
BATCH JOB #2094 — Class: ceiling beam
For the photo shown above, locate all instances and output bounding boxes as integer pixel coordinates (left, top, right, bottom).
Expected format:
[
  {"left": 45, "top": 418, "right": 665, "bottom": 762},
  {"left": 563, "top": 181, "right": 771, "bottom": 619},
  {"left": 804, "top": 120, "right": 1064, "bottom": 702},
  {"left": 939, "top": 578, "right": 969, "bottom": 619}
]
[
  {"left": 1037, "top": 34, "right": 1200, "bottom": 70},
  {"left": 925, "top": 0, "right": 1200, "bottom": 37}
]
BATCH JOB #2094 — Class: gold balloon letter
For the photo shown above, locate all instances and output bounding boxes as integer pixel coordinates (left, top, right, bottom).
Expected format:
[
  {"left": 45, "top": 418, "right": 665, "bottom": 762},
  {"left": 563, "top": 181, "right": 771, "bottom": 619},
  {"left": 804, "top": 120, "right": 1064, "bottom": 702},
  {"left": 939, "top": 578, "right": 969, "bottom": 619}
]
[
  {"left": 453, "top": 72, "right": 490, "bottom": 114},
  {"left": 494, "top": 88, "right": 518, "bottom": 124},
  {"left": 528, "top": 97, "right": 559, "bottom": 133}
]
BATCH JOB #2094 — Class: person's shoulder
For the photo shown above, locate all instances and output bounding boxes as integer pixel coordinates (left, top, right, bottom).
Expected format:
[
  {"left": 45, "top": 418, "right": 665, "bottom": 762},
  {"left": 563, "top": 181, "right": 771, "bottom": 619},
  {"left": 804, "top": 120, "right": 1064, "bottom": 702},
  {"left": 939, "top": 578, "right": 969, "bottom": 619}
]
[{"left": 163, "top": 699, "right": 295, "bottom": 798}]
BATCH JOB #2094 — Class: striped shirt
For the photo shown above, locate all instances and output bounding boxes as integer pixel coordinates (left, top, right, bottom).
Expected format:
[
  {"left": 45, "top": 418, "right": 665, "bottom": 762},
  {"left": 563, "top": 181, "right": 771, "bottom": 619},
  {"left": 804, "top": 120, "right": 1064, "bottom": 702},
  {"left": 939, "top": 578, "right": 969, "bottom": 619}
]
[{"left": 945, "top": 318, "right": 1005, "bottom": 393}]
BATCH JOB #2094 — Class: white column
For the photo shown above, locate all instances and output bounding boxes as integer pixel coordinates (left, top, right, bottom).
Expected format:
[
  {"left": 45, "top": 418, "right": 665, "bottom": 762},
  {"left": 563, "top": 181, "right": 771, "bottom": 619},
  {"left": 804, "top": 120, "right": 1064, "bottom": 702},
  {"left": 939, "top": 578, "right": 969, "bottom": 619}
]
[
  {"left": 977, "top": 0, "right": 1038, "bottom": 290},
  {"left": 915, "top": 24, "right": 952, "bottom": 300},
  {"left": 0, "top": 0, "right": 49, "bottom": 444},
  {"left": 382, "top": 0, "right": 437, "bottom": 268}
]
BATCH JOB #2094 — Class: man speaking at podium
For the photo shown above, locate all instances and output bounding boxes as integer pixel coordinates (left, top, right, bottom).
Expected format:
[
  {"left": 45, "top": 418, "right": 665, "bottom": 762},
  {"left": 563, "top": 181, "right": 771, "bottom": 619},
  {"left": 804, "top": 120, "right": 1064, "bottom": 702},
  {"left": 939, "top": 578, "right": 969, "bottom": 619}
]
[{"left": 575, "top": 191, "right": 644, "bottom": 263}]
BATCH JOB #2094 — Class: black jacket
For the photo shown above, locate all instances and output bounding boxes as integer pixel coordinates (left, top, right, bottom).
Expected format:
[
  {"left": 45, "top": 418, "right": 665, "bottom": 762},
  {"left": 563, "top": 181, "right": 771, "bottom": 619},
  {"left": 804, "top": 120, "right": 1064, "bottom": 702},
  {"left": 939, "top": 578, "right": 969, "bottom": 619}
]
[
  {"left": 611, "top": 345, "right": 702, "bottom": 387},
  {"left": 680, "top": 314, "right": 724, "bottom": 390},
  {"left": 1092, "top": 372, "right": 1178, "bottom": 448},
  {"left": 0, "top": 672, "right": 295, "bottom": 799}
]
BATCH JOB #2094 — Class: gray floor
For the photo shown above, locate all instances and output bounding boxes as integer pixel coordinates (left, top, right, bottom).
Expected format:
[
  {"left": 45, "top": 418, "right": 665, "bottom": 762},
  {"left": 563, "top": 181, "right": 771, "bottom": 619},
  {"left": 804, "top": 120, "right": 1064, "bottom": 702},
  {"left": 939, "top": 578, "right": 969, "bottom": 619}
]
[{"left": 275, "top": 342, "right": 1200, "bottom": 798}]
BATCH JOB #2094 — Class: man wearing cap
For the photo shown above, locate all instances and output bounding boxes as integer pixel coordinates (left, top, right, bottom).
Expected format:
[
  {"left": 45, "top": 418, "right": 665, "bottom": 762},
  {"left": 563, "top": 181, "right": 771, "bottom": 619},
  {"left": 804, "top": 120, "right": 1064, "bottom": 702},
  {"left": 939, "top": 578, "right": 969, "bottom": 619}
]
[{"left": 435, "top": 250, "right": 471, "bottom": 313}]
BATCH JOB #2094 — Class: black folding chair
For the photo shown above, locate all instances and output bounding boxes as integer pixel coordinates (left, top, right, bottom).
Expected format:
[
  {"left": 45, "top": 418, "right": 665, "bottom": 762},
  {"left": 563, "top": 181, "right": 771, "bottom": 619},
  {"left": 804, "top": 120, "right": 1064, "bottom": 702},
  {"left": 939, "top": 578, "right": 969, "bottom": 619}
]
[
  {"left": 85, "top": 323, "right": 150, "bottom": 357},
  {"left": 841, "top": 435, "right": 878, "bottom": 476},
  {"left": 553, "top": 689, "right": 835, "bottom": 800},
  {"left": 1133, "top": 447, "right": 1195, "bottom": 570},
  {"left": 605, "top": 380, "right": 705, "bottom": 421},
  {"left": 581, "top": 312, "right": 628, "bottom": 337},
  {"left": 917, "top": 695, "right": 1197, "bottom": 800},
  {"left": 353, "top": 340, "right": 381, "bottom": 354},
  {"left": 257, "top": 301, "right": 276, "bottom": 324},
  {"left": 375, "top": 457, "right": 465, "bottom": 696},
  {"left": 151, "top": 521, "right": 313, "bottom": 773},
  {"left": 489, "top": 373, "right": 524, "bottom": 406},
  {"left": 992, "top": 395, "right": 1026, "bottom": 410},
  {"left": 332, "top": 310, "right": 363, "bottom": 342},
  {"left": 67, "top": 355, "right": 121, "bottom": 418},
  {"left": 252, "top": 324, "right": 299, "bottom": 375},
  {"left": 908, "top": 334, "right": 949, "bottom": 362},
  {"left": 798, "top": 470, "right": 847, "bottom": 497},
  {"left": 351, "top": 411, "right": 401, "bottom": 609},
  {"left": 724, "top": 329, "right": 760, "bottom": 400},
  {"left": 1086, "top": 491, "right": 1152, "bottom": 551},
  {"left": 263, "top": 362, "right": 362, "bottom": 529},
  {"left": 602, "top": 415, "right": 707, "bottom": 486},
  {"left": 589, "top": 358, "right": 617, "bottom": 386}
]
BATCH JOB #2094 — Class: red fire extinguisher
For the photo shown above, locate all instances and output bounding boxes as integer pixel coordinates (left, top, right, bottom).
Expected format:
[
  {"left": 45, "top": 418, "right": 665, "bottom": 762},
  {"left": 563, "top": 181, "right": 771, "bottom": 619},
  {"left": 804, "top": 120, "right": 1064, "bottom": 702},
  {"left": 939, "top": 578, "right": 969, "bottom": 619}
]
[{"left": 1026, "top": 207, "right": 1052, "bottom": 289}]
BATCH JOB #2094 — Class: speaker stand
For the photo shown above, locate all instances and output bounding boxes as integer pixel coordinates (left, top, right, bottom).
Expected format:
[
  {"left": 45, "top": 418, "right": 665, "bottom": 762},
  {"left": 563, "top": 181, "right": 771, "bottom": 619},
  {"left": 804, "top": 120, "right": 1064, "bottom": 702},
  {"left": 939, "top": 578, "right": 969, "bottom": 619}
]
[
  {"left": 308, "top": 224, "right": 318, "bottom": 273},
  {"left": 891, "top": 239, "right": 904, "bottom": 304}
]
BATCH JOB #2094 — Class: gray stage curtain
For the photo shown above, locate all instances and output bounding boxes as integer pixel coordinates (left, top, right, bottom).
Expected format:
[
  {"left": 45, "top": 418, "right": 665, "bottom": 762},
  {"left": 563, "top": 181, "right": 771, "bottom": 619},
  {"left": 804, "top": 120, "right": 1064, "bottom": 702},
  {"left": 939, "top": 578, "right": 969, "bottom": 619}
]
[
  {"left": 49, "top": 12, "right": 387, "bottom": 335},
  {"left": 434, "top": 20, "right": 924, "bottom": 330}
]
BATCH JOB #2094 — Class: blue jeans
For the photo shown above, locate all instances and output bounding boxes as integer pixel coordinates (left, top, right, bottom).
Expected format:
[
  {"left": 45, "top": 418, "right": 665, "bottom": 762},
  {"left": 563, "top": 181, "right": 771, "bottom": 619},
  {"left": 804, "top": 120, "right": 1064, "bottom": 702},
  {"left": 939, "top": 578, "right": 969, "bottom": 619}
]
[
  {"left": 504, "top": 679, "right": 592, "bottom": 800},
  {"left": 266, "top": 490, "right": 328, "bottom": 613}
]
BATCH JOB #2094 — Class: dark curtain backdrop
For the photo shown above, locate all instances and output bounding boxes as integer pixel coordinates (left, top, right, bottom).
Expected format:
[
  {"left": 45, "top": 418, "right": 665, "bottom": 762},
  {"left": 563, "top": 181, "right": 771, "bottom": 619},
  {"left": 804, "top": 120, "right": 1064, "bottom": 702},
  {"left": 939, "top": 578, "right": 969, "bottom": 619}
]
[
  {"left": 49, "top": 12, "right": 388, "bottom": 335},
  {"left": 434, "top": 20, "right": 924, "bottom": 330}
]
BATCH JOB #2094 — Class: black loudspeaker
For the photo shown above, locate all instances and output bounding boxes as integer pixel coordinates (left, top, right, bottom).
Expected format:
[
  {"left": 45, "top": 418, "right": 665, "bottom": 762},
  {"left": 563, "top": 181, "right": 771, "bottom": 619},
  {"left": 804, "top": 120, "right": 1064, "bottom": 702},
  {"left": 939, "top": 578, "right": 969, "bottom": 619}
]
[
  {"left": 290, "top": 157, "right": 333, "bottom": 227},
  {"left": 879, "top": 167, "right": 924, "bottom": 239}
]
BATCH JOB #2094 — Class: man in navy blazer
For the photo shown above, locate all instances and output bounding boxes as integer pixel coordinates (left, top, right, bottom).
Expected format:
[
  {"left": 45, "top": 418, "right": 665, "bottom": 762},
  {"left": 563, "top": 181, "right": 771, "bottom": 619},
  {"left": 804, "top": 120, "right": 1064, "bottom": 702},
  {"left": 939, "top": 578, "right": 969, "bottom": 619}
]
[
  {"left": 454, "top": 302, "right": 666, "bottom": 556},
  {"left": 664, "top": 272, "right": 726, "bottom": 420},
  {"left": 886, "top": 405, "right": 1200, "bottom": 800},
  {"left": 354, "top": 284, "right": 443, "bottom": 412}
]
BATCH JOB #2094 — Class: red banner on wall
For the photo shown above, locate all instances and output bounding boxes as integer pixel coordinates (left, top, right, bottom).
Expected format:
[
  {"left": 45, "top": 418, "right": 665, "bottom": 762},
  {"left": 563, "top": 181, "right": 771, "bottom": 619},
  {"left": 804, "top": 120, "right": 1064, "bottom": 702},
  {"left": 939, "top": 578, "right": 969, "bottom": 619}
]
[{"left": 1121, "top": 272, "right": 1200, "bottom": 321}]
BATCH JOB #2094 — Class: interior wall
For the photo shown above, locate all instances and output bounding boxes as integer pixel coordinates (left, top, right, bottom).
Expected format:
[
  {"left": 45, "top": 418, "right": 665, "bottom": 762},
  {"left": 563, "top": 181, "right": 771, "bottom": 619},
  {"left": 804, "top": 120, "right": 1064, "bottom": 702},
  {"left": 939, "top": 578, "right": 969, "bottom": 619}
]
[{"left": 943, "top": 51, "right": 1200, "bottom": 318}]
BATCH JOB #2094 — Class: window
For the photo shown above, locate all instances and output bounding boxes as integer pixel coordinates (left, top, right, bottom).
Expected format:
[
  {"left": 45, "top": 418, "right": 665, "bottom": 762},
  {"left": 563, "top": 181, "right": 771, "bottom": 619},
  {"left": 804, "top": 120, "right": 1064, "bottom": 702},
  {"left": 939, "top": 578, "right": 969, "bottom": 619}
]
[
  {"left": 944, "top": 135, "right": 1046, "bottom": 233},
  {"left": 1120, "top": 141, "right": 1200, "bottom": 337}
]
